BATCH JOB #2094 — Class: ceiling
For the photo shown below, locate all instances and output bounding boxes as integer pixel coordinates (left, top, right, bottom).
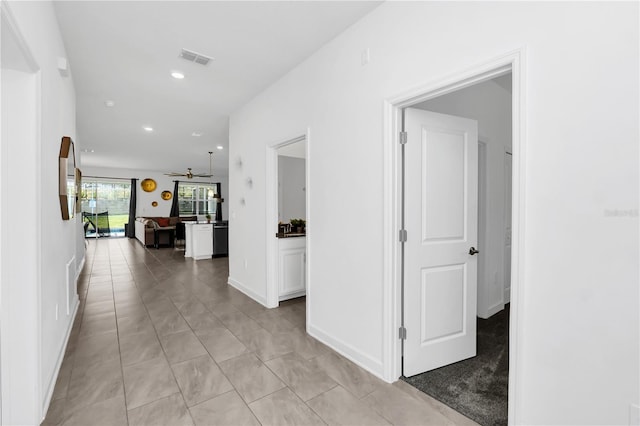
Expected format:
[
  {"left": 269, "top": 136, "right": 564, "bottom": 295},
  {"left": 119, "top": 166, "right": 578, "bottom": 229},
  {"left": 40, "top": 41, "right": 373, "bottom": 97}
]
[{"left": 54, "top": 1, "right": 381, "bottom": 177}]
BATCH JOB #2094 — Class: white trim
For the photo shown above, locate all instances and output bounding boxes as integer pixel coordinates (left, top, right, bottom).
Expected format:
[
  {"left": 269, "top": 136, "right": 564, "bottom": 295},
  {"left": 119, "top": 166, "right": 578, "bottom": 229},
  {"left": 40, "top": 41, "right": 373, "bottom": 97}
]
[
  {"left": 307, "top": 323, "right": 384, "bottom": 379},
  {"left": 76, "top": 254, "right": 86, "bottom": 281},
  {"left": 508, "top": 47, "right": 527, "bottom": 426},
  {"left": 303, "top": 129, "right": 312, "bottom": 335},
  {"left": 227, "top": 277, "right": 268, "bottom": 307},
  {"left": 388, "top": 60, "right": 512, "bottom": 107},
  {"left": 65, "top": 255, "right": 78, "bottom": 315},
  {"left": 0, "top": 2, "right": 39, "bottom": 72},
  {"left": 265, "top": 131, "right": 309, "bottom": 310},
  {"left": 279, "top": 289, "right": 306, "bottom": 301},
  {"left": 382, "top": 49, "right": 527, "bottom": 425},
  {"left": 0, "top": 4, "right": 42, "bottom": 423},
  {"left": 486, "top": 301, "right": 505, "bottom": 318},
  {"left": 381, "top": 99, "right": 401, "bottom": 382},
  {"left": 35, "top": 72, "right": 44, "bottom": 426}
]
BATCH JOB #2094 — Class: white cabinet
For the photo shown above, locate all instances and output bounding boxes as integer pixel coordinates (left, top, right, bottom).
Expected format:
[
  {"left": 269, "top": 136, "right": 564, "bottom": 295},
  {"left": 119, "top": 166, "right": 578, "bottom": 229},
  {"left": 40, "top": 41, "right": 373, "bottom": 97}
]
[
  {"left": 278, "top": 237, "right": 306, "bottom": 301},
  {"left": 184, "top": 222, "right": 213, "bottom": 260}
]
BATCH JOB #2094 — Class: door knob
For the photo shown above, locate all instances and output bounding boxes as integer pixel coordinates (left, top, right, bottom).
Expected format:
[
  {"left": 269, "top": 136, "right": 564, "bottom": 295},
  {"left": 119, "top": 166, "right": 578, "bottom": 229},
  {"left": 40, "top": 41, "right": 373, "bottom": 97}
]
[{"left": 469, "top": 247, "right": 479, "bottom": 255}]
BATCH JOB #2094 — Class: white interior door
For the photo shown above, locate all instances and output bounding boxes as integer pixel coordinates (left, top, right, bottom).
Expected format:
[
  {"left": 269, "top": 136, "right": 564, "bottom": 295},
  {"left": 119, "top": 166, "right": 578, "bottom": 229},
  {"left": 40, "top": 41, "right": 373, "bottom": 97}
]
[{"left": 404, "top": 108, "right": 478, "bottom": 376}]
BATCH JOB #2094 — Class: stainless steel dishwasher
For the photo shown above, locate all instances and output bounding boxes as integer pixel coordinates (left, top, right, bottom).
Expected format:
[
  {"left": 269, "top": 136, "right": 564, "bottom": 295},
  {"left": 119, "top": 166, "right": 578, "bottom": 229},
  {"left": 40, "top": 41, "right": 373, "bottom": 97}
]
[{"left": 212, "top": 220, "right": 228, "bottom": 257}]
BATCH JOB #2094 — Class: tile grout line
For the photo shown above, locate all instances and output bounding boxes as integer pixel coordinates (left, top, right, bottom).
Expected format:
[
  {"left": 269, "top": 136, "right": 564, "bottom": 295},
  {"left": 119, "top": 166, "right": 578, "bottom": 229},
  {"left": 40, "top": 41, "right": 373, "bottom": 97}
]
[
  {"left": 55, "top": 238, "right": 453, "bottom": 426},
  {"left": 117, "top": 238, "right": 196, "bottom": 425},
  {"left": 109, "top": 240, "right": 132, "bottom": 426}
]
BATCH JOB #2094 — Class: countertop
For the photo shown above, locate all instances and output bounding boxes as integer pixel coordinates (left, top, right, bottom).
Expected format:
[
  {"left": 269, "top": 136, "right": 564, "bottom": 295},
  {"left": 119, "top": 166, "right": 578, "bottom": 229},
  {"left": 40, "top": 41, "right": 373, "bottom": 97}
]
[{"left": 276, "top": 233, "right": 306, "bottom": 238}]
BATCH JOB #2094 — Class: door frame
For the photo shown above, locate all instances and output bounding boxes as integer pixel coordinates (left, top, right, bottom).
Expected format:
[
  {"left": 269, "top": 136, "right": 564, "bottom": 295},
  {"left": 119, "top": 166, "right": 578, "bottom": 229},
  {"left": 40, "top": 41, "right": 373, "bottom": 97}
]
[
  {"left": 382, "top": 49, "right": 526, "bottom": 424},
  {"left": 265, "top": 130, "right": 310, "bottom": 309},
  {"left": 1, "top": 2, "right": 43, "bottom": 423}
]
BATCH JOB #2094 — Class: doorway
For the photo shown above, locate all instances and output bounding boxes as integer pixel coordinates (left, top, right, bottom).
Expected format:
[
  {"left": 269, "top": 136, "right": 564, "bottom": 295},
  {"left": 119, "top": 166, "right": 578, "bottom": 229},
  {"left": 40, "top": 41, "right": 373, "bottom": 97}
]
[
  {"left": 265, "top": 133, "right": 309, "bottom": 309},
  {"left": 382, "top": 51, "right": 525, "bottom": 424},
  {"left": 80, "top": 178, "right": 132, "bottom": 238},
  {"left": 401, "top": 73, "right": 513, "bottom": 425}
]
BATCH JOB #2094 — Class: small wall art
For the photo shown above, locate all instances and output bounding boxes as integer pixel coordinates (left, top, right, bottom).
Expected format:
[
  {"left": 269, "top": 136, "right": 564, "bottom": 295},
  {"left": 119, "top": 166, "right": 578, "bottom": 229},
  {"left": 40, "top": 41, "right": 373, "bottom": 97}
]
[{"left": 141, "top": 178, "right": 157, "bottom": 192}]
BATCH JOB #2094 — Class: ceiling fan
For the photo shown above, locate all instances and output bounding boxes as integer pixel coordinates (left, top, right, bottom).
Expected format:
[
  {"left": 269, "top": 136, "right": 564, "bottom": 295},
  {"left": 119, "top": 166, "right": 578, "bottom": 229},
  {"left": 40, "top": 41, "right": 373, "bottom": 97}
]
[{"left": 165, "top": 151, "right": 214, "bottom": 179}]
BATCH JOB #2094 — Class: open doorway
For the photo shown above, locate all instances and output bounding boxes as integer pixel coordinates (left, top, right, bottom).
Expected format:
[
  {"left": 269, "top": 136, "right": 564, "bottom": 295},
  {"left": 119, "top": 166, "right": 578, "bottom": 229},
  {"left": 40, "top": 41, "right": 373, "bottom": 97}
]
[
  {"left": 265, "top": 134, "right": 309, "bottom": 308},
  {"left": 80, "top": 178, "right": 132, "bottom": 238},
  {"left": 401, "top": 73, "right": 513, "bottom": 426},
  {"left": 382, "top": 52, "right": 524, "bottom": 426}
]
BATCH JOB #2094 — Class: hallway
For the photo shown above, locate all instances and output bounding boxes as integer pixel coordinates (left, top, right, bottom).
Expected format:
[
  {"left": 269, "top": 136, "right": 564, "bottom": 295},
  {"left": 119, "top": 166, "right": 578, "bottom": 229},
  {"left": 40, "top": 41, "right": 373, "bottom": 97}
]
[{"left": 43, "top": 238, "right": 476, "bottom": 425}]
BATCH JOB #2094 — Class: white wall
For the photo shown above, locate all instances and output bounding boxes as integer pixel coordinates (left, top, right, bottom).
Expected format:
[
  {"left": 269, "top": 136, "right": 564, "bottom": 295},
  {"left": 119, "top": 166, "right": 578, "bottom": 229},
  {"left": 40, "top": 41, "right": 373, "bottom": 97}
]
[
  {"left": 228, "top": 2, "right": 638, "bottom": 424},
  {"left": 1, "top": 1, "right": 79, "bottom": 423},
  {"left": 415, "top": 76, "right": 512, "bottom": 318},
  {"left": 82, "top": 166, "right": 230, "bottom": 221},
  {"left": 278, "top": 155, "right": 306, "bottom": 223}
]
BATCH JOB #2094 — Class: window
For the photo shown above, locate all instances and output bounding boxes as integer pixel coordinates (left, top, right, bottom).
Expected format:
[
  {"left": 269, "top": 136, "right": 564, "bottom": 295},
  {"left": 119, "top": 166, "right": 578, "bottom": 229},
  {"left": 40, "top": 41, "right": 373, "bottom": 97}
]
[{"left": 178, "top": 183, "right": 217, "bottom": 216}]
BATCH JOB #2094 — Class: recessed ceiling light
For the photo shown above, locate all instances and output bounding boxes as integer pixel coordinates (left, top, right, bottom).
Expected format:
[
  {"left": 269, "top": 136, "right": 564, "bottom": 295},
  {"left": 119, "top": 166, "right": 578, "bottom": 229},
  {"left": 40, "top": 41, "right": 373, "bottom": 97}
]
[
  {"left": 104, "top": 100, "right": 115, "bottom": 107},
  {"left": 192, "top": 132, "right": 203, "bottom": 137},
  {"left": 143, "top": 126, "right": 153, "bottom": 132},
  {"left": 171, "top": 71, "right": 185, "bottom": 79},
  {"left": 216, "top": 145, "right": 224, "bottom": 150}
]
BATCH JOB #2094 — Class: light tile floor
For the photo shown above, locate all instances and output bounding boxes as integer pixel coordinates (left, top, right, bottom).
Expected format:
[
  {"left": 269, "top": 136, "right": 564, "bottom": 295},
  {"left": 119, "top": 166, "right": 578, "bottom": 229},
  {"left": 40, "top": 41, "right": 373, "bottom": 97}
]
[{"left": 43, "top": 238, "right": 477, "bottom": 426}]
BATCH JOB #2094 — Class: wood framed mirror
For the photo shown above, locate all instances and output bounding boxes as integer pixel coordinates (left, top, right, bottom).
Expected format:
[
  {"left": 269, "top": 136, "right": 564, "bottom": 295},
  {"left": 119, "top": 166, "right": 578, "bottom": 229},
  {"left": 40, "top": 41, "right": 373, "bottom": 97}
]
[
  {"left": 59, "top": 136, "right": 76, "bottom": 220},
  {"left": 75, "top": 168, "right": 82, "bottom": 213}
]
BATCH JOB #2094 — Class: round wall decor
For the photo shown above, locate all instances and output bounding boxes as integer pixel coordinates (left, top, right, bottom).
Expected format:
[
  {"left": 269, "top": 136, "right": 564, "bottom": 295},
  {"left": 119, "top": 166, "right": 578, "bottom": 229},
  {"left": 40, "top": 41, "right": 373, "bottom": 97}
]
[
  {"left": 141, "top": 178, "right": 157, "bottom": 192},
  {"left": 161, "top": 190, "right": 172, "bottom": 200}
]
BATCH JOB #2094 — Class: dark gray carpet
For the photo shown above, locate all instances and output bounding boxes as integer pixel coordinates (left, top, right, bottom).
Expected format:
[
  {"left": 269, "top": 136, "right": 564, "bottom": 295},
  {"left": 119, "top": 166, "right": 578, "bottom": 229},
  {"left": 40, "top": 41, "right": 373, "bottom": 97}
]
[{"left": 402, "top": 305, "right": 509, "bottom": 426}]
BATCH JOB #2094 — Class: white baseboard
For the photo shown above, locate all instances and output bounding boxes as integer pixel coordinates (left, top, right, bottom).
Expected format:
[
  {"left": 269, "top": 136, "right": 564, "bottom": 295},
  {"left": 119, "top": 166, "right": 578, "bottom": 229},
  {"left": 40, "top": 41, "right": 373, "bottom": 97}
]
[
  {"left": 280, "top": 289, "right": 306, "bottom": 301},
  {"left": 483, "top": 301, "right": 505, "bottom": 319},
  {"left": 227, "top": 276, "right": 268, "bottom": 307},
  {"left": 40, "top": 298, "right": 79, "bottom": 421},
  {"left": 307, "top": 323, "right": 386, "bottom": 382}
]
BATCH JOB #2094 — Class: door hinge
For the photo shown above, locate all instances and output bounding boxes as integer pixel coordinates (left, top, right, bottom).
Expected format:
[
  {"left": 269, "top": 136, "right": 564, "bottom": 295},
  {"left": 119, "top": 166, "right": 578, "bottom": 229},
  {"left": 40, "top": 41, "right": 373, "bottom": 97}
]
[
  {"left": 399, "top": 326, "right": 407, "bottom": 340},
  {"left": 399, "top": 131, "right": 408, "bottom": 145},
  {"left": 399, "top": 229, "right": 407, "bottom": 242}
]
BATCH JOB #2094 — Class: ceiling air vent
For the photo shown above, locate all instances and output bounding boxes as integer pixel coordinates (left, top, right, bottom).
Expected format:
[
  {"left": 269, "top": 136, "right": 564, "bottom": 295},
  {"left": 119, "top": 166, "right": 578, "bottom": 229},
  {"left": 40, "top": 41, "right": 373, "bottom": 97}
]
[{"left": 180, "top": 48, "right": 213, "bottom": 66}]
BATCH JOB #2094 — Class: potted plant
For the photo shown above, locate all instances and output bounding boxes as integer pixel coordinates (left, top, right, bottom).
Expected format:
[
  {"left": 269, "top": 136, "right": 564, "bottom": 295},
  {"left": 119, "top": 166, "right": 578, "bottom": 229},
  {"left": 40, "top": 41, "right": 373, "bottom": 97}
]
[
  {"left": 290, "top": 218, "right": 306, "bottom": 233},
  {"left": 205, "top": 213, "right": 211, "bottom": 223}
]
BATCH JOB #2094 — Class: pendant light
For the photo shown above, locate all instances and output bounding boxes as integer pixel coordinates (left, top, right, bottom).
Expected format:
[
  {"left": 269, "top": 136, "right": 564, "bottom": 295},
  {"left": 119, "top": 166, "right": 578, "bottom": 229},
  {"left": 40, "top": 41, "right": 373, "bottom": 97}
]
[{"left": 207, "top": 151, "right": 215, "bottom": 198}]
